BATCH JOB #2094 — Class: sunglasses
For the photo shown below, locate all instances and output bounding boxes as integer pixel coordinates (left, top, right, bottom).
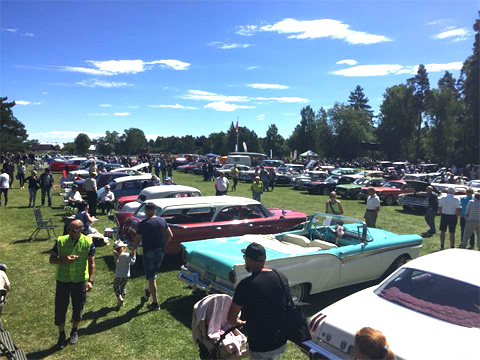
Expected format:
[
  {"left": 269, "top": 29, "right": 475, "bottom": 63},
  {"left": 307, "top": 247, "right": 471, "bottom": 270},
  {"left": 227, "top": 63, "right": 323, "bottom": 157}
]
[{"left": 67, "top": 227, "right": 83, "bottom": 233}]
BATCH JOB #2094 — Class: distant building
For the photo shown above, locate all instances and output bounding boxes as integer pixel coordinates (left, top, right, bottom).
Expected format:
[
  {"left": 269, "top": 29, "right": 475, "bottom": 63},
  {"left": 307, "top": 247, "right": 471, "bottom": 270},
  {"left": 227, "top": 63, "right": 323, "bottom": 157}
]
[{"left": 31, "top": 143, "right": 56, "bottom": 152}]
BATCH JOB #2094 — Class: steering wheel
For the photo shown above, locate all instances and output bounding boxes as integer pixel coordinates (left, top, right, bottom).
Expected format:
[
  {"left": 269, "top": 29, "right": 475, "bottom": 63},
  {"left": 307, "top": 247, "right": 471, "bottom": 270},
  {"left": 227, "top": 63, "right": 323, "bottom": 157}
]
[{"left": 310, "top": 226, "right": 335, "bottom": 242}]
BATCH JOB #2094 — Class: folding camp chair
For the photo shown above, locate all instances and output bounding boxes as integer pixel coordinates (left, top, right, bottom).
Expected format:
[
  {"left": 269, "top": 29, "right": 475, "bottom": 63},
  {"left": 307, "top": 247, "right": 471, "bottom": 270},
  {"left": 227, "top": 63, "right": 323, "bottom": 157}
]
[
  {"left": 0, "top": 330, "right": 27, "bottom": 360},
  {"left": 28, "top": 207, "right": 57, "bottom": 241}
]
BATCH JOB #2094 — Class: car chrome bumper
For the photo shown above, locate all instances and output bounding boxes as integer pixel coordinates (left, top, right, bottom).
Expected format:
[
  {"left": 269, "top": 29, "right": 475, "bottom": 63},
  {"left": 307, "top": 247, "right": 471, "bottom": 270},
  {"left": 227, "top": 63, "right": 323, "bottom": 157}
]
[
  {"left": 397, "top": 198, "right": 427, "bottom": 207},
  {"left": 299, "top": 341, "right": 343, "bottom": 360},
  {"left": 178, "top": 265, "right": 234, "bottom": 296}
]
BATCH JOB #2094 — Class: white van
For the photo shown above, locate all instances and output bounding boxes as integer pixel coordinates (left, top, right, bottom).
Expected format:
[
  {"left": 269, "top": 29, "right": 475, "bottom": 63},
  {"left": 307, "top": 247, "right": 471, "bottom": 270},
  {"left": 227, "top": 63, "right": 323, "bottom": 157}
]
[{"left": 226, "top": 155, "right": 251, "bottom": 167}]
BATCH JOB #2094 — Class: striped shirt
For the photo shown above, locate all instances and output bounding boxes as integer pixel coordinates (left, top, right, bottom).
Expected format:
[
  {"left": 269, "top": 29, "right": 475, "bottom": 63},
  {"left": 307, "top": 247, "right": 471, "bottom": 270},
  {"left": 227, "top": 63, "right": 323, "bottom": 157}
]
[{"left": 465, "top": 199, "right": 480, "bottom": 222}]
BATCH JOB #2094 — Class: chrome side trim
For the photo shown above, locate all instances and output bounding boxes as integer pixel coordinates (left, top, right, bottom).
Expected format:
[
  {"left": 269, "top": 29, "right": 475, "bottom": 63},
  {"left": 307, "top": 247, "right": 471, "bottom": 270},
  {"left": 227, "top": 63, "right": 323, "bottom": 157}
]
[
  {"left": 178, "top": 266, "right": 234, "bottom": 296},
  {"left": 300, "top": 341, "right": 343, "bottom": 360},
  {"left": 340, "top": 243, "right": 422, "bottom": 263}
]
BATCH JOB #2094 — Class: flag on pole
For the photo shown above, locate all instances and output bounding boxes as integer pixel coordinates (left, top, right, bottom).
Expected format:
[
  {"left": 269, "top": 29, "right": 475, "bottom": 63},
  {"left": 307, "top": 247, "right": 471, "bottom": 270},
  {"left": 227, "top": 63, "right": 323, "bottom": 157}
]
[
  {"left": 243, "top": 142, "right": 248, "bottom": 152},
  {"left": 235, "top": 119, "right": 239, "bottom": 132}
]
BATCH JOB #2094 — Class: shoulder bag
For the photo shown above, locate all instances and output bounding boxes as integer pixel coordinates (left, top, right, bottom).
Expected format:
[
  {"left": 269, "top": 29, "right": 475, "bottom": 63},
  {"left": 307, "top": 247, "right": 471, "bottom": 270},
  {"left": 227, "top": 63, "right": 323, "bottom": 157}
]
[{"left": 272, "top": 269, "right": 312, "bottom": 344}]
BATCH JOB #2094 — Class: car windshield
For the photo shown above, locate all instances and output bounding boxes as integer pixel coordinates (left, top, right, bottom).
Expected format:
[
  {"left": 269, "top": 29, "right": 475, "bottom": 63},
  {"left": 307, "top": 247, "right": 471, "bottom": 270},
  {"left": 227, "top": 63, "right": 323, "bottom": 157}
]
[
  {"left": 375, "top": 268, "right": 480, "bottom": 328},
  {"left": 354, "top": 178, "right": 371, "bottom": 185},
  {"left": 384, "top": 181, "right": 403, "bottom": 189},
  {"left": 325, "top": 176, "right": 338, "bottom": 183},
  {"left": 307, "top": 213, "right": 372, "bottom": 242},
  {"left": 222, "top": 164, "right": 234, "bottom": 169}
]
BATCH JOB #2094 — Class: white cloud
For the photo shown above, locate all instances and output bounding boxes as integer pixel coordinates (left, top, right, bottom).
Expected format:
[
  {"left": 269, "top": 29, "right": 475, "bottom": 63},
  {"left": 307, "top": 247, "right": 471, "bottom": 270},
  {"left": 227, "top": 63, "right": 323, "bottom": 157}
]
[
  {"left": 128, "top": 105, "right": 139, "bottom": 109},
  {"left": 76, "top": 79, "right": 133, "bottom": 88},
  {"left": 31, "top": 131, "right": 105, "bottom": 139},
  {"left": 426, "top": 19, "right": 451, "bottom": 26},
  {"left": 331, "top": 62, "right": 463, "bottom": 77},
  {"left": 15, "top": 100, "right": 42, "bottom": 105},
  {"left": 242, "top": 18, "right": 391, "bottom": 44},
  {"left": 2, "top": 28, "right": 34, "bottom": 36},
  {"left": 254, "top": 96, "right": 308, "bottom": 103},
  {"left": 257, "top": 114, "right": 265, "bottom": 120},
  {"left": 432, "top": 28, "right": 470, "bottom": 41},
  {"left": 148, "top": 103, "right": 197, "bottom": 110},
  {"left": 58, "top": 58, "right": 190, "bottom": 76},
  {"left": 182, "top": 90, "right": 248, "bottom": 102},
  {"left": 99, "top": 104, "right": 112, "bottom": 107},
  {"left": 42, "top": 92, "right": 49, "bottom": 95},
  {"left": 204, "top": 102, "right": 254, "bottom": 112},
  {"left": 336, "top": 59, "right": 358, "bottom": 65},
  {"left": 247, "top": 83, "right": 289, "bottom": 90},
  {"left": 113, "top": 112, "right": 130, "bottom": 116},
  {"left": 87, "top": 113, "right": 109, "bottom": 116},
  {"left": 3, "top": 28, "right": 18, "bottom": 33},
  {"left": 236, "top": 25, "right": 258, "bottom": 36},
  {"left": 23, "top": 32, "right": 34, "bottom": 37},
  {"left": 246, "top": 66, "right": 259, "bottom": 70},
  {"left": 208, "top": 42, "right": 251, "bottom": 49}
]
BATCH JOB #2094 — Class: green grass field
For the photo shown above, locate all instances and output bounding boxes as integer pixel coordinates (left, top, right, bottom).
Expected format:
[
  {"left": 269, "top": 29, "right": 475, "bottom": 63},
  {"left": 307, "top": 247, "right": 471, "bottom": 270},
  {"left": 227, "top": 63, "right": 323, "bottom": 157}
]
[{"left": 0, "top": 166, "right": 464, "bottom": 359}]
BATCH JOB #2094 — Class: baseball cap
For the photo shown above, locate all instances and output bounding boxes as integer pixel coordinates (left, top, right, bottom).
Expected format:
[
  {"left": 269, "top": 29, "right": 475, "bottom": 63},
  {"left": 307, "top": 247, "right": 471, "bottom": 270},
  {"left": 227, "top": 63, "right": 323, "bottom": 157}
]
[
  {"left": 241, "top": 242, "right": 266, "bottom": 261},
  {"left": 165, "top": 177, "right": 172, "bottom": 181},
  {"left": 0, "top": 264, "right": 7, "bottom": 272},
  {"left": 114, "top": 240, "right": 127, "bottom": 249}
]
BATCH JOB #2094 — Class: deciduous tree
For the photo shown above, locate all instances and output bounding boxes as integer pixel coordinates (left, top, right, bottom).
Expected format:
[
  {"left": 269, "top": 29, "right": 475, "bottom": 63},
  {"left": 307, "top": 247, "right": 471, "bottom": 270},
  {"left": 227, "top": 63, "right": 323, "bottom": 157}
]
[
  {"left": 74, "top": 133, "right": 91, "bottom": 154},
  {"left": 0, "top": 97, "right": 28, "bottom": 151}
]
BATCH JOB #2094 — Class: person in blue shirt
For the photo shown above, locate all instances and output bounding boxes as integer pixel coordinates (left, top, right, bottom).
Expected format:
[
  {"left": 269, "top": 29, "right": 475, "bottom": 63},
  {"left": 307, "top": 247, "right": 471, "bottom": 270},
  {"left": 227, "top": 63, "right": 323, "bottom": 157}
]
[{"left": 460, "top": 188, "right": 475, "bottom": 249}]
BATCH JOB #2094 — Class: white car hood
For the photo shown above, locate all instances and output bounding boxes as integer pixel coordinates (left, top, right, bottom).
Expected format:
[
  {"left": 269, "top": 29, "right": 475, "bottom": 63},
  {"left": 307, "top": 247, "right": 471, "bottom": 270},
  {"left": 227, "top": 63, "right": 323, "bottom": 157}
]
[{"left": 314, "top": 287, "right": 479, "bottom": 360}]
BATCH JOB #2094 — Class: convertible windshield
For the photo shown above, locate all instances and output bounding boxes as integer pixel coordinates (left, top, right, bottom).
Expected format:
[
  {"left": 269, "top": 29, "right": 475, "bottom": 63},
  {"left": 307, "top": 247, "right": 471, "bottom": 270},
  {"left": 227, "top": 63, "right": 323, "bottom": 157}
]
[
  {"left": 307, "top": 213, "right": 372, "bottom": 242},
  {"left": 384, "top": 181, "right": 403, "bottom": 189},
  {"left": 375, "top": 268, "right": 480, "bottom": 328},
  {"left": 354, "top": 178, "right": 371, "bottom": 185},
  {"left": 325, "top": 176, "right": 339, "bottom": 183}
]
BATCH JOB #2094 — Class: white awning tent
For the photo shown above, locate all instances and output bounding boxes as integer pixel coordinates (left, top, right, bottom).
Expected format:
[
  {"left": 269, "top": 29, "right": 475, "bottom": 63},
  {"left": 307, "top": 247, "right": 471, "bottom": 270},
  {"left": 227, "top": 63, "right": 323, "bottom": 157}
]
[{"left": 300, "top": 150, "right": 320, "bottom": 157}]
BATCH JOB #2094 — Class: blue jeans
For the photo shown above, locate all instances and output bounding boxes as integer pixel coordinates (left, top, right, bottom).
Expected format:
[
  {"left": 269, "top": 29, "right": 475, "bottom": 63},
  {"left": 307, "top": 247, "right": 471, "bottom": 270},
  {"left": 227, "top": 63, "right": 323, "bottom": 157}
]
[
  {"left": 249, "top": 344, "right": 286, "bottom": 360},
  {"left": 41, "top": 185, "right": 52, "bottom": 206},
  {"left": 143, "top": 249, "right": 164, "bottom": 280},
  {"left": 425, "top": 208, "right": 436, "bottom": 234},
  {"left": 252, "top": 191, "right": 262, "bottom": 203}
]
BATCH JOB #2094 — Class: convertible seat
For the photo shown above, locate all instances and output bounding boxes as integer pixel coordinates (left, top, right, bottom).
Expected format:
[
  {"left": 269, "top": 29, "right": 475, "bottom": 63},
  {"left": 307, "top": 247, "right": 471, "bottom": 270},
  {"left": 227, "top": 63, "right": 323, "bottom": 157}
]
[
  {"left": 310, "top": 240, "right": 338, "bottom": 250},
  {"left": 282, "top": 234, "right": 311, "bottom": 247}
]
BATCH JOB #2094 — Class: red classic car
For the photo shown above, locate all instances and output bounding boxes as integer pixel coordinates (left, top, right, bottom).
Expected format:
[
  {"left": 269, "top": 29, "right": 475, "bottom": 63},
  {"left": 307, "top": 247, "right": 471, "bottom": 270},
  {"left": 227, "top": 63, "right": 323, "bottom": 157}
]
[
  {"left": 115, "top": 196, "right": 307, "bottom": 255},
  {"left": 358, "top": 180, "right": 414, "bottom": 205},
  {"left": 49, "top": 157, "right": 87, "bottom": 172}
]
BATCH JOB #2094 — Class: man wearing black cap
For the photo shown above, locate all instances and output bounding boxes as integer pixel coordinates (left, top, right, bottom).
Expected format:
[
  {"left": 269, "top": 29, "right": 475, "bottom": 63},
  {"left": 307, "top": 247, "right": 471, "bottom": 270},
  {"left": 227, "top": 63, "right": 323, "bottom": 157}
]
[
  {"left": 227, "top": 242, "right": 289, "bottom": 359},
  {"left": 131, "top": 202, "right": 173, "bottom": 311}
]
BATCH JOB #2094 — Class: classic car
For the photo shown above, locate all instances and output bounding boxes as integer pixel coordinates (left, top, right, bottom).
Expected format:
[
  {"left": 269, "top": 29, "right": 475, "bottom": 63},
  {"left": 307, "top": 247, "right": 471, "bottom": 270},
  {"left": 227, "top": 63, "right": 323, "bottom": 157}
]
[
  {"left": 402, "top": 173, "right": 436, "bottom": 183},
  {"left": 49, "top": 157, "right": 87, "bottom": 172},
  {"left": 355, "top": 170, "right": 385, "bottom": 178},
  {"left": 358, "top": 180, "right": 414, "bottom": 205},
  {"left": 215, "top": 164, "right": 251, "bottom": 177},
  {"left": 291, "top": 171, "right": 329, "bottom": 190},
  {"left": 304, "top": 175, "right": 362, "bottom": 195},
  {"left": 74, "top": 171, "right": 132, "bottom": 195},
  {"left": 397, "top": 180, "right": 465, "bottom": 212},
  {"left": 467, "top": 180, "right": 480, "bottom": 189},
  {"left": 179, "top": 213, "right": 422, "bottom": 302},
  {"left": 331, "top": 168, "right": 357, "bottom": 176},
  {"left": 69, "top": 162, "right": 123, "bottom": 178},
  {"left": 96, "top": 174, "right": 153, "bottom": 200},
  {"left": 303, "top": 249, "right": 479, "bottom": 360},
  {"left": 177, "top": 161, "right": 204, "bottom": 173},
  {"left": 118, "top": 185, "right": 202, "bottom": 212},
  {"left": 115, "top": 196, "right": 307, "bottom": 255},
  {"left": 261, "top": 159, "right": 284, "bottom": 171},
  {"left": 336, "top": 177, "right": 387, "bottom": 199}
]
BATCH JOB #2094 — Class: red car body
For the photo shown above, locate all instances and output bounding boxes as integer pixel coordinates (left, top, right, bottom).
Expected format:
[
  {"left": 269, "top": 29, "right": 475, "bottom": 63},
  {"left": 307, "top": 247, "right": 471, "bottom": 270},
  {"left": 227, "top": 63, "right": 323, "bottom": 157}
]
[
  {"left": 49, "top": 159, "right": 85, "bottom": 172},
  {"left": 116, "top": 195, "right": 138, "bottom": 210},
  {"left": 359, "top": 180, "right": 414, "bottom": 205},
  {"left": 115, "top": 203, "right": 306, "bottom": 255}
]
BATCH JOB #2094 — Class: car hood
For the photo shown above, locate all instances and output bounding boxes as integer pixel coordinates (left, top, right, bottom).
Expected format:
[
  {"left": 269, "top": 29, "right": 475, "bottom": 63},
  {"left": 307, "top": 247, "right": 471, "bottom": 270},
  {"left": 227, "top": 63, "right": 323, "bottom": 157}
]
[
  {"left": 336, "top": 184, "right": 360, "bottom": 190},
  {"left": 268, "top": 209, "right": 307, "bottom": 219},
  {"left": 404, "top": 180, "right": 431, "bottom": 193},
  {"left": 314, "top": 287, "right": 479, "bottom": 360},
  {"left": 366, "top": 186, "right": 399, "bottom": 192}
]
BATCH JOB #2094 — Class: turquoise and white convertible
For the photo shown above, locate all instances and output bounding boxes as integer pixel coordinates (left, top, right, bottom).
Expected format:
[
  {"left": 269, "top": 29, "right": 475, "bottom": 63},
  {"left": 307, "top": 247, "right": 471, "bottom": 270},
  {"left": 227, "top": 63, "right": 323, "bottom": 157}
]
[{"left": 179, "top": 213, "right": 423, "bottom": 301}]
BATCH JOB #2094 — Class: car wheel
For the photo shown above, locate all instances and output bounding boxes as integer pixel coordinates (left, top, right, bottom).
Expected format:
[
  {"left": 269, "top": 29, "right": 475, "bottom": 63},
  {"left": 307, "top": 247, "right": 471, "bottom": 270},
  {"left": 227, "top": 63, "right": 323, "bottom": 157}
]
[
  {"left": 384, "top": 195, "right": 394, "bottom": 206},
  {"left": 290, "top": 283, "right": 307, "bottom": 302},
  {"left": 355, "top": 192, "right": 362, "bottom": 200},
  {"left": 383, "top": 255, "right": 410, "bottom": 279},
  {"left": 322, "top": 187, "right": 329, "bottom": 195}
]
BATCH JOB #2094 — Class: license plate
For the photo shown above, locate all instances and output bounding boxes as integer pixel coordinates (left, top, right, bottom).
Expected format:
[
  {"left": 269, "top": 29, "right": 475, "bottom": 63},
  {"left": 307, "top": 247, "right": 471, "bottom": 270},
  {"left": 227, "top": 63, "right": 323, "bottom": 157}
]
[{"left": 204, "top": 272, "right": 216, "bottom": 284}]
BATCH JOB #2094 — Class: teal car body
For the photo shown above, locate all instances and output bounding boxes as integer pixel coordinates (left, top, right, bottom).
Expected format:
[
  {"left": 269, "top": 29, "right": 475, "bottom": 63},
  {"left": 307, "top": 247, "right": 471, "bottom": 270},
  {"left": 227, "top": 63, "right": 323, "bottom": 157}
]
[{"left": 179, "top": 213, "right": 423, "bottom": 301}]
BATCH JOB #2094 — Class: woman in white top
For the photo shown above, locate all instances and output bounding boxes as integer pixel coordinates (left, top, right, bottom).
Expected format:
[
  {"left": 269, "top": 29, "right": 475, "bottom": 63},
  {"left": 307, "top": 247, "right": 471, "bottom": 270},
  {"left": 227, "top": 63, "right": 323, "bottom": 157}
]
[{"left": 0, "top": 169, "right": 10, "bottom": 207}]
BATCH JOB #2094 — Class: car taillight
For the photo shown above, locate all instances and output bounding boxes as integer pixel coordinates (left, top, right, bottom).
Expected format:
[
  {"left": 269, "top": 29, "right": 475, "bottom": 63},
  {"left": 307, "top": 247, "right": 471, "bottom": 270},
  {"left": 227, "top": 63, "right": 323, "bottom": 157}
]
[
  {"left": 228, "top": 270, "right": 237, "bottom": 283},
  {"left": 182, "top": 250, "right": 188, "bottom": 262},
  {"left": 310, "top": 313, "right": 327, "bottom": 333}
]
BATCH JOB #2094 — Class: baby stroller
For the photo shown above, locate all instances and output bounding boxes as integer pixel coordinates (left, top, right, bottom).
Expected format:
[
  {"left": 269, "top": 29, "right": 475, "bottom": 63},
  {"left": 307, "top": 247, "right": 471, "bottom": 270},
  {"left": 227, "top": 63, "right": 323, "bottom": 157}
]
[{"left": 192, "top": 294, "right": 248, "bottom": 360}]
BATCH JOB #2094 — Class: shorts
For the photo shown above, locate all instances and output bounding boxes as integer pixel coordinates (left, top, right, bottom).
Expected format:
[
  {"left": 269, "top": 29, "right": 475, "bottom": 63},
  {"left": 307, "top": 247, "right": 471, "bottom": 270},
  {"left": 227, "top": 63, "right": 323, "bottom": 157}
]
[
  {"left": 143, "top": 248, "right": 164, "bottom": 280},
  {"left": 439, "top": 214, "right": 457, "bottom": 233}
]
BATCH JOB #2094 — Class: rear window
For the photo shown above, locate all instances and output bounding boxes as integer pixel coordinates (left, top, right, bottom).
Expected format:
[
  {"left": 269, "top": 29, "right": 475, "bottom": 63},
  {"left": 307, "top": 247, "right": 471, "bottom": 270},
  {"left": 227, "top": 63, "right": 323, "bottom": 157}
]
[{"left": 376, "top": 268, "right": 480, "bottom": 328}]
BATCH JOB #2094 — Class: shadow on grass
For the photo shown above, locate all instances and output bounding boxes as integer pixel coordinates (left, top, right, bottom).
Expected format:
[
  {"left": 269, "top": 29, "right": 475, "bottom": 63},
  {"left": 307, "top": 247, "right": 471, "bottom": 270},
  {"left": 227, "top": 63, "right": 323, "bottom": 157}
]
[
  {"left": 161, "top": 292, "right": 205, "bottom": 328},
  {"left": 79, "top": 298, "right": 148, "bottom": 337},
  {"left": 101, "top": 253, "right": 184, "bottom": 279},
  {"left": 10, "top": 237, "right": 50, "bottom": 244},
  {"left": 26, "top": 344, "right": 62, "bottom": 359},
  {"left": 394, "top": 209, "right": 425, "bottom": 216}
]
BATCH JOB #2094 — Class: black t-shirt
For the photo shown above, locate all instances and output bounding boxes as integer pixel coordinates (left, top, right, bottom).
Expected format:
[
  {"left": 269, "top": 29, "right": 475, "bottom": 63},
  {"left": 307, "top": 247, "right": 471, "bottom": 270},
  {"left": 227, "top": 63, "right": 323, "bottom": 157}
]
[
  {"left": 232, "top": 269, "right": 288, "bottom": 352},
  {"left": 136, "top": 216, "right": 168, "bottom": 252},
  {"left": 428, "top": 193, "right": 439, "bottom": 211}
]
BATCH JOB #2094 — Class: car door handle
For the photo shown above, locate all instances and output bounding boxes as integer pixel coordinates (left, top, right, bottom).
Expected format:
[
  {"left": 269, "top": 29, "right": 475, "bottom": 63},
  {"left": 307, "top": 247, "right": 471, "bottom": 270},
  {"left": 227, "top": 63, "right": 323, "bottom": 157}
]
[
  {"left": 216, "top": 227, "right": 222, "bottom": 230},
  {"left": 248, "top": 224, "right": 253, "bottom": 227}
]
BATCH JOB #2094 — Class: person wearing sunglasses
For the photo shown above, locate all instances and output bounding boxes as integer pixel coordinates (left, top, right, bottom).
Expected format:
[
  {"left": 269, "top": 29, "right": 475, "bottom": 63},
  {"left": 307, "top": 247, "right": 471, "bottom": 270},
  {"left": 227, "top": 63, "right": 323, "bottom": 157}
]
[
  {"left": 325, "top": 191, "right": 344, "bottom": 215},
  {"left": 49, "top": 219, "right": 96, "bottom": 349}
]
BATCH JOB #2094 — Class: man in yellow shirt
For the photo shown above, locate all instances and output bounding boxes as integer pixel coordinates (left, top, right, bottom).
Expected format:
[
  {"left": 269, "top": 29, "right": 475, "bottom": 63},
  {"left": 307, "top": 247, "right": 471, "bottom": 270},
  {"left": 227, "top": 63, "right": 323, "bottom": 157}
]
[{"left": 251, "top": 176, "right": 263, "bottom": 202}]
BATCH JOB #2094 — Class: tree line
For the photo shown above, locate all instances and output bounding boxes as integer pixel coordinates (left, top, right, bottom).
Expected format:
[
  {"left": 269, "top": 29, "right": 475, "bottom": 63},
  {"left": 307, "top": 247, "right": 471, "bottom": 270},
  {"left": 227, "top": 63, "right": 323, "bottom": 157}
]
[{"left": 2, "top": 12, "right": 478, "bottom": 164}]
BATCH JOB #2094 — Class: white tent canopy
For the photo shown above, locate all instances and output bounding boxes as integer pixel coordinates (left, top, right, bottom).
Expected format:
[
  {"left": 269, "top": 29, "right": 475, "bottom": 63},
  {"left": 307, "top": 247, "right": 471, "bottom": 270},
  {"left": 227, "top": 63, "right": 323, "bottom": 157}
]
[{"left": 300, "top": 150, "right": 320, "bottom": 157}]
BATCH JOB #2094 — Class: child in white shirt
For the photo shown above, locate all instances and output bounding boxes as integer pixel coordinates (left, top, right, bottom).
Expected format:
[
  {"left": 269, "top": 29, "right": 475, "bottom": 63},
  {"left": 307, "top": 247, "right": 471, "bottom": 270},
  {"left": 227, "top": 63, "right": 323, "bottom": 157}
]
[{"left": 113, "top": 240, "right": 136, "bottom": 308}]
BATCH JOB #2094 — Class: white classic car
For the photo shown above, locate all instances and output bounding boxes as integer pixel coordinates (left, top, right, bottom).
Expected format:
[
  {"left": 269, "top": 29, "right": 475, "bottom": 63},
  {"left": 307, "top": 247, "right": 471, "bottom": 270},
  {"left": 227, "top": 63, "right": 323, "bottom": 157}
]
[
  {"left": 303, "top": 249, "right": 480, "bottom": 360},
  {"left": 179, "top": 213, "right": 422, "bottom": 302}
]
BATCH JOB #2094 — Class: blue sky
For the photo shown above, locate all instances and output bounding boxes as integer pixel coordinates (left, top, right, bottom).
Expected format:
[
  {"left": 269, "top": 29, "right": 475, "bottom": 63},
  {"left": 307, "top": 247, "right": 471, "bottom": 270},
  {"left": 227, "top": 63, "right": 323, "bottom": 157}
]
[{"left": 1, "top": 0, "right": 478, "bottom": 143}]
